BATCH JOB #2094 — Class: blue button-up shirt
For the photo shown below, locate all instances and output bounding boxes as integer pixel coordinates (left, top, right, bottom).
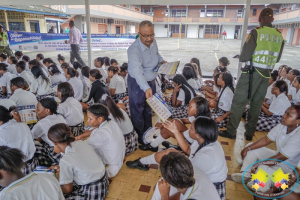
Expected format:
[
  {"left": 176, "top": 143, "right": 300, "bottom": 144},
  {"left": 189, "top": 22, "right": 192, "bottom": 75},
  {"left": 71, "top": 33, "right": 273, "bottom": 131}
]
[{"left": 127, "top": 38, "right": 163, "bottom": 92}]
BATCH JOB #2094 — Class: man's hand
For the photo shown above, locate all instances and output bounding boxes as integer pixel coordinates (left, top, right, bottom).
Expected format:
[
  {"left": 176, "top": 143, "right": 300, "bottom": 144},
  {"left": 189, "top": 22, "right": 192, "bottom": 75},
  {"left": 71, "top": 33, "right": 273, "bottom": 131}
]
[{"left": 145, "top": 88, "right": 153, "bottom": 99}]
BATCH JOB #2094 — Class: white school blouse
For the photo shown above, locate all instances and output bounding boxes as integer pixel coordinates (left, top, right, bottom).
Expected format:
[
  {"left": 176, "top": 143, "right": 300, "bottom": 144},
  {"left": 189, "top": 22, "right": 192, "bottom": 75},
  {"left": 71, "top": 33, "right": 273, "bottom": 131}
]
[
  {"left": 50, "top": 73, "right": 66, "bottom": 85},
  {"left": 109, "top": 74, "right": 126, "bottom": 94},
  {"left": 68, "top": 77, "right": 83, "bottom": 101},
  {"left": 289, "top": 87, "right": 300, "bottom": 105},
  {"left": 20, "top": 70, "right": 35, "bottom": 85},
  {"left": 0, "top": 99, "right": 16, "bottom": 109},
  {"left": 109, "top": 108, "right": 133, "bottom": 134},
  {"left": 57, "top": 97, "right": 84, "bottom": 126},
  {"left": 177, "top": 85, "right": 195, "bottom": 106},
  {"left": 0, "top": 120, "right": 35, "bottom": 161},
  {"left": 93, "top": 67, "right": 108, "bottom": 84},
  {"left": 7, "top": 64, "right": 18, "bottom": 75},
  {"left": 189, "top": 141, "right": 228, "bottom": 183},
  {"left": 0, "top": 173, "right": 64, "bottom": 200},
  {"left": 0, "top": 72, "right": 17, "bottom": 94},
  {"left": 31, "top": 114, "right": 66, "bottom": 147},
  {"left": 59, "top": 140, "right": 105, "bottom": 186},
  {"left": 87, "top": 121, "right": 125, "bottom": 166},
  {"left": 30, "top": 76, "right": 53, "bottom": 96},
  {"left": 9, "top": 88, "right": 38, "bottom": 107},
  {"left": 267, "top": 124, "right": 300, "bottom": 167},
  {"left": 187, "top": 78, "right": 199, "bottom": 90},
  {"left": 269, "top": 93, "right": 291, "bottom": 116},
  {"left": 218, "top": 87, "right": 234, "bottom": 111},
  {"left": 265, "top": 83, "right": 275, "bottom": 102}
]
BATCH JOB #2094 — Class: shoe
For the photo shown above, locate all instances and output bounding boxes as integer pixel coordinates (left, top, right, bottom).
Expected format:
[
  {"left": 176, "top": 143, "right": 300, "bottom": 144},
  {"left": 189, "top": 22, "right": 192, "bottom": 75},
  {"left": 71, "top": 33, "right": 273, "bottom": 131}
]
[
  {"left": 162, "top": 141, "right": 182, "bottom": 151},
  {"left": 219, "top": 131, "right": 236, "bottom": 139},
  {"left": 231, "top": 173, "right": 251, "bottom": 183},
  {"left": 138, "top": 138, "right": 145, "bottom": 145},
  {"left": 126, "top": 158, "right": 149, "bottom": 171},
  {"left": 139, "top": 143, "right": 158, "bottom": 152},
  {"left": 236, "top": 157, "right": 243, "bottom": 165}
]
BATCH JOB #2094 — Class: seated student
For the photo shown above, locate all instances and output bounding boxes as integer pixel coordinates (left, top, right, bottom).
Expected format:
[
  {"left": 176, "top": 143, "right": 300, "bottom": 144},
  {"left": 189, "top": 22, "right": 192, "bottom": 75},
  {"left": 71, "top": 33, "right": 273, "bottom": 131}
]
[
  {"left": 7, "top": 56, "right": 18, "bottom": 75},
  {"left": 0, "top": 53, "right": 8, "bottom": 65},
  {"left": 47, "top": 124, "right": 109, "bottom": 200},
  {"left": 255, "top": 80, "right": 291, "bottom": 132},
  {"left": 291, "top": 76, "right": 300, "bottom": 105},
  {"left": 107, "top": 66, "right": 127, "bottom": 102},
  {"left": 209, "top": 72, "right": 234, "bottom": 128},
  {"left": 190, "top": 57, "right": 202, "bottom": 77},
  {"left": 82, "top": 69, "right": 110, "bottom": 111},
  {"left": 139, "top": 96, "right": 210, "bottom": 152},
  {"left": 152, "top": 152, "right": 220, "bottom": 200},
  {"left": 93, "top": 57, "right": 108, "bottom": 84},
  {"left": 66, "top": 68, "right": 83, "bottom": 101},
  {"left": 182, "top": 64, "right": 200, "bottom": 91},
  {"left": 57, "top": 54, "right": 72, "bottom": 70},
  {"left": 190, "top": 63, "right": 203, "bottom": 89},
  {"left": 127, "top": 117, "right": 228, "bottom": 200},
  {"left": 166, "top": 74, "right": 196, "bottom": 119},
  {"left": 28, "top": 59, "right": 48, "bottom": 77},
  {"left": 10, "top": 77, "right": 37, "bottom": 107},
  {"left": 102, "top": 56, "right": 111, "bottom": 71},
  {"left": 32, "top": 98, "right": 66, "bottom": 166},
  {"left": 101, "top": 95, "right": 138, "bottom": 155},
  {"left": 280, "top": 65, "right": 292, "bottom": 86},
  {"left": 231, "top": 105, "right": 300, "bottom": 184},
  {"left": 36, "top": 53, "right": 49, "bottom": 76},
  {"left": 215, "top": 57, "right": 230, "bottom": 74},
  {"left": 73, "top": 61, "right": 83, "bottom": 79},
  {"left": 0, "top": 63, "right": 17, "bottom": 98},
  {"left": 16, "top": 61, "right": 34, "bottom": 85},
  {"left": 30, "top": 66, "right": 54, "bottom": 100},
  {"left": 48, "top": 64, "right": 67, "bottom": 85},
  {"left": 22, "top": 55, "right": 30, "bottom": 71},
  {"left": 0, "top": 99, "right": 16, "bottom": 109},
  {"left": 76, "top": 104, "right": 125, "bottom": 178},
  {"left": 0, "top": 146, "right": 64, "bottom": 200},
  {"left": 43, "top": 58, "right": 64, "bottom": 74},
  {"left": 57, "top": 82, "right": 84, "bottom": 137},
  {"left": 287, "top": 69, "right": 300, "bottom": 102},
  {"left": 60, "top": 62, "right": 70, "bottom": 75},
  {"left": 81, "top": 66, "right": 91, "bottom": 97},
  {"left": 264, "top": 70, "right": 278, "bottom": 104},
  {"left": 110, "top": 58, "right": 118, "bottom": 67},
  {"left": 120, "top": 63, "right": 128, "bottom": 88},
  {"left": 202, "top": 73, "right": 221, "bottom": 106},
  {"left": 14, "top": 51, "right": 23, "bottom": 61},
  {"left": 0, "top": 106, "right": 37, "bottom": 175}
]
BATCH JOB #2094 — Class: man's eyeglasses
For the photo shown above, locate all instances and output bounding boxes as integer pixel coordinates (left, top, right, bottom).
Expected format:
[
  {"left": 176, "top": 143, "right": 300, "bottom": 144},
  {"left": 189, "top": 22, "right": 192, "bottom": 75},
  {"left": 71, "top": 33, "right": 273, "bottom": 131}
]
[{"left": 139, "top": 32, "right": 155, "bottom": 39}]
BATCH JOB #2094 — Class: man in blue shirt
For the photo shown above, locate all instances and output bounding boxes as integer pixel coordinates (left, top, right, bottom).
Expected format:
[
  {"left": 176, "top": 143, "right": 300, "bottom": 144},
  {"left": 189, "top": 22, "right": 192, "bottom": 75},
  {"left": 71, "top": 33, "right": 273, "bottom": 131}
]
[{"left": 127, "top": 21, "right": 165, "bottom": 148}]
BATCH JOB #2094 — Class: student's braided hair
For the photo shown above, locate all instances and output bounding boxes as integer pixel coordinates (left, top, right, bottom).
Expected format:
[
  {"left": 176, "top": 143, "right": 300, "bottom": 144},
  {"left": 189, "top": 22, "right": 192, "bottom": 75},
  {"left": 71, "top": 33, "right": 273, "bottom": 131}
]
[
  {"left": 48, "top": 123, "right": 75, "bottom": 146},
  {"left": 191, "top": 116, "right": 218, "bottom": 158},
  {"left": 160, "top": 152, "right": 195, "bottom": 189},
  {"left": 0, "top": 146, "right": 25, "bottom": 174},
  {"left": 87, "top": 103, "right": 110, "bottom": 121}
]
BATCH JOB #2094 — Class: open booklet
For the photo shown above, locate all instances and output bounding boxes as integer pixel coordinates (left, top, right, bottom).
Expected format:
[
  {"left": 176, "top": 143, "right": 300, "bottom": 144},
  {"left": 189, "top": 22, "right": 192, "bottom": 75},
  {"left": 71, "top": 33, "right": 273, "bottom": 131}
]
[
  {"left": 18, "top": 105, "right": 37, "bottom": 124},
  {"left": 153, "top": 61, "right": 180, "bottom": 75},
  {"left": 143, "top": 127, "right": 161, "bottom": 144},
  {"left": 146, "top": 93, "right": 173, "bottom": 122}
]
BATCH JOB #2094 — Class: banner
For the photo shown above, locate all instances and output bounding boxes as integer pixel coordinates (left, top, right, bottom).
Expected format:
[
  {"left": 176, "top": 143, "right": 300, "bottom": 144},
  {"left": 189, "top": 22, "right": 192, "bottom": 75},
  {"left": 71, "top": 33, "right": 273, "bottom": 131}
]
[{"left": 7, "top": 31, "right": 136, "bottom": 51}]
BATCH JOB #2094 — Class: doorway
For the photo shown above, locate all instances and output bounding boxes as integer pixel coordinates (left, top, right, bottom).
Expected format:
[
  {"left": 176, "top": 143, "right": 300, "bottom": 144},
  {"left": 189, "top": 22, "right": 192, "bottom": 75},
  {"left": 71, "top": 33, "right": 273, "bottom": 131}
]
[
  {"left": 116, "top": 26, "right": 121, "bottom": 34},
  {"left": 30, "top": 21, "right": 40, "bottom": 33}
]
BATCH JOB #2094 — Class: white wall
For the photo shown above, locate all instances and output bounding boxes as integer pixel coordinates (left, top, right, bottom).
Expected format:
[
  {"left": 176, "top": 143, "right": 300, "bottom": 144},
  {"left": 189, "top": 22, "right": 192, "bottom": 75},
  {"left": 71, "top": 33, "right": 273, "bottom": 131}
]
[
  {"left": 154, "top": 24, "right": 168, "bottom": 37},
  {"left": 223, "top": 25, "right": 235, "bottom": 39},
  {"left": 130, "top": 25, "right": 135, "bottom": 33},
  {"left": 187, "top": 25, "right": 199, "bottom": 38}
]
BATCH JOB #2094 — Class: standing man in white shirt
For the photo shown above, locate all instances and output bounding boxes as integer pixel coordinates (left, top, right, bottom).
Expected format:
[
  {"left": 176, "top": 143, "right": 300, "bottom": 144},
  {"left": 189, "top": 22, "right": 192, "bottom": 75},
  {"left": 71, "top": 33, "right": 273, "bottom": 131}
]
[{"left": 64, "top": 20, "right": 86, "bottom": 67}]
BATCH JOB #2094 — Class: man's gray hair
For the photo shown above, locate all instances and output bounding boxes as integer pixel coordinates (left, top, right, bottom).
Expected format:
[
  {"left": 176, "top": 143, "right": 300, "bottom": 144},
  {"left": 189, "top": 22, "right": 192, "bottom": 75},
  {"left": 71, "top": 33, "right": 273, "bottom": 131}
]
[{"left": 139, "top": 21, "right": 153, "bottom": 29}]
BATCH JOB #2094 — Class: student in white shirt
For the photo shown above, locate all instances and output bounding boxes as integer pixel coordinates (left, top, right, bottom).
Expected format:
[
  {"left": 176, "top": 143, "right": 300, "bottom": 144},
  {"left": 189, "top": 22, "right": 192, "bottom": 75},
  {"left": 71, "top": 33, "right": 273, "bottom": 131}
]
[
  {"left": 166, "top": 74, "right": 196, "bottom": 119},
  {"left": 120, "top": 63, "right": 128, "bottom": 88},
  {"left": 47, "top": 123, "right": 109, "bottom": 200},
  {"left": 0, "top": 98, "right": 16, "bottom": 109},
  {"left": 107, "top": 66, "right": 127, "bottom": 102},
  {"left": 0, "top": 63, "right": 17, "bottom": 98},
  {"left": 16, "top": 61, "right": 34, "bottom": 85},
  {"left": 14, "top": 51, "right": 23, "bottom": 62},
  {"left": 36, "top": 53, "right": 50, "bottom": 76},
  {"left": 103, "top": 56, "right": 111, "bottom": 71},
  {"left": 210, "top": 72, "right": 234, "bottom": 128},
  {"left": 280, "top": 65, "right": 292, "bottom": 86},
  {"left": 22, "top": 55, "right": 30, "bottom": 71},
  {"left": 30, "top": 66, "right": 54, "bottom": 100},
  {"left": 231, "top": 105, "right": 300, "bottom": 185},
  {"left": 287, "top": 69, "right": 300, "bottom": 102},
  {"left": 0, "top": 146, "right": 64, "bottom": 200},
  {"left": 127, "top": 117, "right": 227, "bottom": 200},
  {"left": 291, "top": 76, "right": 300, "bottom": 105},
  {"left": 66, "top": 68, "right": 83, "bottom": 101},
  {"left": 10, "top": 77, "right": 37, "bottom": 107},
  {"left": 76, "top": 104, "right": 125, "bottom": 178},
  {"left": 81, "top": 66, "right": 91, "bottom": 99},
  {"left": 43, "top": 58, "right": 64, "bottom": 74},
  {"left": 110, "top": 58, "right": 118, "bottom": 67},
  {"left": 0, "top": 53, "right": 8, "bottom": 65},
  {"left": 32, "top": 98, "right": 66, "bottom": 166},
  {"left": 48, "top": 64, "right": 66, "bottom": 85},
  {"left": 57, "top": 82, "right": 84, "bottom": 137},
  {"left": 190, "top": 62, "right": 203, "bottom": 88},
  {"left": 264, "top": 70, "right": 278, "bottom": 104},
  {"left": 60, "top": 62, "right": 70, "bottom": 75},
  {"left": 0, "top": 106, "right": 37, "bottom": 175},
  {"left": 202, "top": 73, "right": 221, "bottom": 107},
  {"left": 151, "top": 152, "right": 220, "bottom": 200},
  {"left": 7, "top": 56, "right": 18, "bottom": 75},
  {"left": 256, "top": 80, "right": 291, "bottom": 132},
  {"left": 93, "top": 57, "right": 108, "bottom": 84},
  {"left": 73, "top": 61, "right": 83, "bottom": 79},
  {"left": 182, "top": 64, "right": 200, "bottom": 91},
  {"left": 101, "top": 95, "right": 138, "bottom": 155}
]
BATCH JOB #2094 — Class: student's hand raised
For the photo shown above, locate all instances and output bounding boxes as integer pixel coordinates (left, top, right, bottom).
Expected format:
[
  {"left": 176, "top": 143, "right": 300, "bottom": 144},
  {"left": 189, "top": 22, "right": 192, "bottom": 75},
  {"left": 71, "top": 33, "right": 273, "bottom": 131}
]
[
  {"left": 158, "top": 179, "right": 170, "bottom": 199},
  {"left": 173, "top": 84, "right": 182, "bottom": 93},
  {"left": 163, "top": 120, "right": 180, "bottom": 135}
]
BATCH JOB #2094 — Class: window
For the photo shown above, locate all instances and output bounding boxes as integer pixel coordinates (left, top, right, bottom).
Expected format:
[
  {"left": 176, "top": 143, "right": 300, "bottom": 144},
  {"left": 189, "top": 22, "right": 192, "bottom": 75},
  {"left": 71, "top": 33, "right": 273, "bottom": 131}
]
[
  {"left": 200, "top": 9, "right": 223, "bottom": 17},
  {"left": 237, "top": 9, "right": 243, "bottom": 18},
  {"left": 205, "top": 25, "right": 220, "bottom": 34},
  {"left": 171, "top": 9, "right": 186, "bottom": 17},
  {"left": 170, "top": 24, "right": 185, "bottom": 33},
  {"left": 142, "top": 9, "right": 153, "bottom": 16},
  {"left": 8, "top": 22, "right": 25, "bottom": 31}
]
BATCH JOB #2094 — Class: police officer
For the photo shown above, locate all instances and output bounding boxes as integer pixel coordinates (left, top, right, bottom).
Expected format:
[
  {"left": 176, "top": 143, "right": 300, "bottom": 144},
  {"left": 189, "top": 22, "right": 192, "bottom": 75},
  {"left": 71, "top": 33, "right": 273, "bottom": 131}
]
[
  {"left": 0, "top": 24, "right": 13, "bottom": 57},
  {"left": 219, "top": 8, "right": 284, "bottom": 141}
]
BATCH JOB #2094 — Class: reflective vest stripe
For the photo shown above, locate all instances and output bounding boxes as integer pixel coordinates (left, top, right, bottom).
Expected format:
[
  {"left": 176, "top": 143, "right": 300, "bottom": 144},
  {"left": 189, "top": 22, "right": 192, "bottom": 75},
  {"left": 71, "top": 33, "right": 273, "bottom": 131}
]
[
  {"left": 253, "top": 50, "right": 279, "bottom": 57},
  {"left": 245, "top": 61, "right": 274, "bottom": 69}
]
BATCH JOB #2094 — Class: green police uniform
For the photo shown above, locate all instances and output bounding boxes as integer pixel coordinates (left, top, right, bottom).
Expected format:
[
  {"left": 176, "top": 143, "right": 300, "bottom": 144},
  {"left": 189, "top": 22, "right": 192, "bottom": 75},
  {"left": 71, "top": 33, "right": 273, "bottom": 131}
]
[
  {"left": 220, "top": 8, "right": 284, "bottom": 139},
  {"left": 0, "top": 31, "right": 13, "bottom": 57}
]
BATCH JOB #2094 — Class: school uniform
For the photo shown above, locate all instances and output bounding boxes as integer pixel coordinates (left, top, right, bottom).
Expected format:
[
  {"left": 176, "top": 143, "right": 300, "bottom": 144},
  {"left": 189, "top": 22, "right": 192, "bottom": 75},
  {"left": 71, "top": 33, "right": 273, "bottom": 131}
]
[
  {"left": 151, "top": 167, "right": 220, "bottom": 200},
  {"left": 109, "top": 74, "right": 127, "bottom": 102},
  {"left": 0, "top": 120, "right": 37, "bottom": 175},
  {"left": 92, "top": 66, "right": 108, "bottom": 84},
  {"left": 83, "top": 80, "right": 110, "bottom": 104},
  {"left": 255, "top": 93, "right": 291, "bottom": 132},
  {"left": 19, "top": 70, "right": 34, "bottom": 85},
  {"left": 0, "top": 99, "right": 16, "bottom": 109},
  {"left": 7, "top": 64, "right": 18, "bottom": 75},
  {"left": 25, "top": 62, "right": 30, "bottom": 71},
  {"left": 9, "top": 88, "right": 37, "bottom": 107},
  {"left": 187, "top": 78, "right": 199, "bottom": 91},
  {"left": 0, "top": 173, "right": 64, "bottom": 200},
  {"left": 32, "top": 114, "right": 66, "bottom": 166},
  {"left": 58, "top": 97, "right": 84, "bottom": 137},
  {"left": 50, "top": 73, "right": 66, "bottom": 85},
  {"left": 265, "top": 82, "right": 275, "bottom": 104},
  {"left": 87, "top": 120, "right": 125, "bottom": 178},
  {"left": 30, "top": 76, "right": 54, "bottom": 101},
  {"left": 59, "top": 140, "right": 109, "bottom": 200},
  {"left": 0, "top": 71, "right": 17, "bottom": 98},
  {"left": 289, "top": 87, "right": 300, "bottom": 105},
  {"left": 155, "top": 75, "right": 163, "bottom": 97},
  {"left": 39, "top": 60, "right": 50, "bottom": 76},
  {"left": 211, "top": 87, "right": 234, "bottom": 128},
  {"left": 109, "top": 108, "right": 138, "bottom": 155},
  {"left": 189, "top": 140, "right": 228, "bottom": 200},
  {"left": 68, "top": 77, "right": 83, "bottom": 101}
]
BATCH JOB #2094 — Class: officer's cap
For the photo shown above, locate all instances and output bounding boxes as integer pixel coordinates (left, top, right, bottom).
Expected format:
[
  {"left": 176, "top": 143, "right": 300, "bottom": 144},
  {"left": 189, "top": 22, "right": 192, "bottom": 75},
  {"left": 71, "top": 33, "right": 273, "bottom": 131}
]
[{"left": 260, "top": 8, "right": 273, "bottom": 17}]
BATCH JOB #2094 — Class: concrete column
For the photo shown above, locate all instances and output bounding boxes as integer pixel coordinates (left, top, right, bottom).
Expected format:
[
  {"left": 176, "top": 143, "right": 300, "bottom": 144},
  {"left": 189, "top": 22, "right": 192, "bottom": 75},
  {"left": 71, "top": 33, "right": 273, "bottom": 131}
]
[
  {"left": 167, "top": 5, "right": 170, "bottom": 37},
  {"left": 74, "top": 15, "right": 83, "bottom": 33},
  {"left": 4, "top": 11, "right": 9, "bottom": 31},
  {"left": 85, "top": 0, "right": 92, "bottom": 68},
  {"left": 204, "top": 5, "right": 207, "bottom": 22},
  {"left": 107, "top": 24, "right": 112, "bottom": 34},
  {"left": 223, "top": 5, "right": 226, "bottom": 22}
]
